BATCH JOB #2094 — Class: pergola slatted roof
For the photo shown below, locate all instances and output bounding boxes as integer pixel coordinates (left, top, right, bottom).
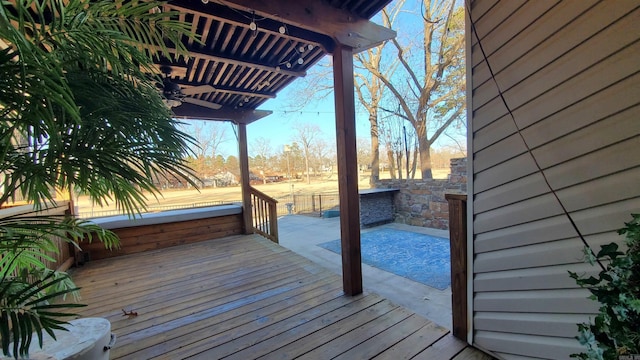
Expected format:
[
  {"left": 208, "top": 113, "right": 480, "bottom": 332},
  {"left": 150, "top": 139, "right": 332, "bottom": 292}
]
[
  {"left": 159, "top": 0, "right": 394, "bottom": 123},
  {"left": 158, "top": 0, "right": 394, "bottom": 298}
]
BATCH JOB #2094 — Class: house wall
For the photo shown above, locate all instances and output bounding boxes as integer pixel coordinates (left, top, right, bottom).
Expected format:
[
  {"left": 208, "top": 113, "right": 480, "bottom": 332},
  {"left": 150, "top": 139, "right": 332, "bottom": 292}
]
[
  {"left": 374, "top": 158, "right": 467, "bottom": 229},
  {"left": 469, "top": 1, "right": 640, "bottom": 359}
]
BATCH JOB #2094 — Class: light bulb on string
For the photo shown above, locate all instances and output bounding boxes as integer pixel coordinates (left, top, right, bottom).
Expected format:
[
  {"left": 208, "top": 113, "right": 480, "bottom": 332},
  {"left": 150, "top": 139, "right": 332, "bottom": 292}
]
[
  {"left": 249, "top": 10, "right": 257, "bottom": 35},
  {"left": 279, "top": 25, "right": 286, "bottom": 34},
  {"left": 297, "top": 58, "right": 304, "bottom": 65}
]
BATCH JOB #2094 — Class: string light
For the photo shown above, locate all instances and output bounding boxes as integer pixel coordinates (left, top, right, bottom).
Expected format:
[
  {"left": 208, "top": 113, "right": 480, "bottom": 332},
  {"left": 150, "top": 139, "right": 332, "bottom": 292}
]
[
  {"left": 200, "top": 2, "right": 312, "bottom": 72},
  {"left": 271, "top": 21, "right": 312, "bottom": 69},
  {"left": 205, "top": 2, "right": 267, "bottom": 38},
  {"left": 249, "top": 11, "right": 258, "bottom": 37}
]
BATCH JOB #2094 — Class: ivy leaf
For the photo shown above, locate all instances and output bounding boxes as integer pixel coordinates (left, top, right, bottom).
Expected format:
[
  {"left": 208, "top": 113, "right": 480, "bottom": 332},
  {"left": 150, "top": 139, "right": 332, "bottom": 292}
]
[
  {"left": 596, "top": 243, "right": 621, "bottom": 260},
  {"left": 570, "top": 214, "right": 640, "bottom": 358}
]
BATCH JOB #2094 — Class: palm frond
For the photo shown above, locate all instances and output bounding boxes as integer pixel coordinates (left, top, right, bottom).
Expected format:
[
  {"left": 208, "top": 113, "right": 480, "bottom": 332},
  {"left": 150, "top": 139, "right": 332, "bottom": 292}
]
[
  {"left": 1, "top": 1, "right": 201, "bottom": 357},
  {"left": 0, "top": 271, "right": 86, "bottom": 358},
  {"left": 1, "top": 0, "right": 200, "bottom": 211}
]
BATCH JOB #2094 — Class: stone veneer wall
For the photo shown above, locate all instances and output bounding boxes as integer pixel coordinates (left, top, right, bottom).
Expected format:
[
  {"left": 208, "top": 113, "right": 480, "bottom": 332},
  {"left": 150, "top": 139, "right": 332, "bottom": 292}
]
[
  {"left": 373, "top": 158, "right": 467, "bottom": 230},
  {"left": 359, "top": 189, "right": 399, "bottom": 227}
]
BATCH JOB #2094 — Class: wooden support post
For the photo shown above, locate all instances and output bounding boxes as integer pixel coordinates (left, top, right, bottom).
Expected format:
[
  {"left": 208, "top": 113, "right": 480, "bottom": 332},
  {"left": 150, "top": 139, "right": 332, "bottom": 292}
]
[
  {"left": 238, "top": 123, "right": 253, "bottom": 234},
  {"left": 333, "top": 44, "right": 362, "bottom": 296},
  {"left": 445, "top": 193, "right": 468, "bottom": 341}
]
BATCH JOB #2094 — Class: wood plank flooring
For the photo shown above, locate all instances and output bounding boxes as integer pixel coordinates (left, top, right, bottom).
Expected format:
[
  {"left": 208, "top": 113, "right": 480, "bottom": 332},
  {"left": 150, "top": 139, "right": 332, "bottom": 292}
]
[{"left": 68, "top": 234, "right": 491, "bottom": 359}]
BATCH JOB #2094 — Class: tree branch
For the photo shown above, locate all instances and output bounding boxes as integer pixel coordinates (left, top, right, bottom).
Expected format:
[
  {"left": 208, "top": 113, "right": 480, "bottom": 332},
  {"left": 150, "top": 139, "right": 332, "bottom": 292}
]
[
  {"left": 379, "top": 106, "right": 410, "bottom": 121},
  {"left": 428, "top": 106, "right": 463, "bottom": 144}
]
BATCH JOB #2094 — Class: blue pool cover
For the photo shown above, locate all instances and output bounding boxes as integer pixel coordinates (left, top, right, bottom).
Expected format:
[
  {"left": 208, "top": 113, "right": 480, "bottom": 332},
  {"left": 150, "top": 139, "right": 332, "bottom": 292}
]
[{"left": 318, "top": 228, "right": 451, "bottom": 290}]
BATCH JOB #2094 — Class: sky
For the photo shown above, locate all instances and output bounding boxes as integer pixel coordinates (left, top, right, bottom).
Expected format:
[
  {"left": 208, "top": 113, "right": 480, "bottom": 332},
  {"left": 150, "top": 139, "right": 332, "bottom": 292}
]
[
  {"left": 215, "top": 80, "right": 375, "bottom": 157},
  {"left": 205, "top": 0, "right": 467, "bottom": 159},
  {"left": 212, "top": 76, "right": 466, "bottom": 159}
]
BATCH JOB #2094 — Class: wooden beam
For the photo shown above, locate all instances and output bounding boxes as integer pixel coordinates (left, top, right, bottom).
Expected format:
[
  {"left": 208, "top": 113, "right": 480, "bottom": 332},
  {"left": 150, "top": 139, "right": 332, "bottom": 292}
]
[
  {"left": 445, "top": 193, "right": 468, "bottom": 341},
  {"left": 185, "top": 85, "right": 275, "bottom": 100},
  {"left": 166, "top": 1, "right": 333, "bottom": 53},
  {"left": 333, "top": 44, "right": 362, "bottom": 296},
  {"left": 238, "top": 123, "right": 253, "bottom": 234},
  {"left": 185, "top": 49, "right": 306, "bottom": 78},
  {"left": 218, "top": 0, "right": 396, "bottom": 51},
  {"left": 155, "top": 47, "right": 306, "bottom": 78},
  {"left": 172, "top": 104, "right": 272, "bottom": 124}
]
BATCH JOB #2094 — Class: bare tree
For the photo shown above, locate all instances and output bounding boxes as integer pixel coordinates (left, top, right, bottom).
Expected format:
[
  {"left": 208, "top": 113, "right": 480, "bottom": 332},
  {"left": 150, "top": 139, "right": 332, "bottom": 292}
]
[
  {"left": 182, "top": 121, "right": 228, "bottom": 178},
  {"left": 311, "top": 138, "right": 333, "bottom": 176},
  {"left": 250, "top": 136, "right": 272, "bottom": 175},
  {"left": 354, "top": 12, "right": 400, "bottom": 185},
  {"left": 380, "top": 116, "right": 404, "bottom": 179},
  {"left": 360, "top": 0, "right": 465, "bottom": 178},
  {"left": 250, "top": 136, "right": 272, "bottom": 159},
  {"left": 191, "top": 121, "right": 228, "bottom": 158},
  {"left": 292, "top": 122, "right": 321, "bottom": 184},
  {"left": 378, "top": 113, "right": 421, "bottom": 180},
  {"left": 356, "top": 137, "right": 372, "bottom": 172},
  {"left": 286, "top": 61, "right": 334, "bottom": 111},
  {"left": 292, "top": 33, "right": 400, "bottom": 185}
]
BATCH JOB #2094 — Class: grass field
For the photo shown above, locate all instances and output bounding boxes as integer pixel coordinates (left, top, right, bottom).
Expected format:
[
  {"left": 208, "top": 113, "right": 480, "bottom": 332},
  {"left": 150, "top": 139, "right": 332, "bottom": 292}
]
[{"left": 76, "top": 169, "right": 450, "bottom": 217}]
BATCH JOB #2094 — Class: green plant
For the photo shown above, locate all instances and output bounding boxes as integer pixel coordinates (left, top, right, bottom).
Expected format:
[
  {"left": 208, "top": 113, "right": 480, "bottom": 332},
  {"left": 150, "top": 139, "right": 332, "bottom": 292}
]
[
  {"left": 1, "top": 0, "right": 200, "bottom": 357},
  {"left": 569, "top": 214, "right": 640, "bottom": 359}
]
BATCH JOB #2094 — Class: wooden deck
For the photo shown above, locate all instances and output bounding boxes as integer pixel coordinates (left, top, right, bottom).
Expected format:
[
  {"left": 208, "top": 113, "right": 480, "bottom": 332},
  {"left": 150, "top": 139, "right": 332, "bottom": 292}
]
[{"left": 69, "top": 234, "right": 491, "bottom": 359}]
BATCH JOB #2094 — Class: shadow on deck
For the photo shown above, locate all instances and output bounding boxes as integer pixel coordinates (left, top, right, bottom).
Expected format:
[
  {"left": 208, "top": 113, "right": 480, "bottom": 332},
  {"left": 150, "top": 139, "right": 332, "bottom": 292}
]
[{"left": 69, "top": 234, "right": 490, "bottom": 359}]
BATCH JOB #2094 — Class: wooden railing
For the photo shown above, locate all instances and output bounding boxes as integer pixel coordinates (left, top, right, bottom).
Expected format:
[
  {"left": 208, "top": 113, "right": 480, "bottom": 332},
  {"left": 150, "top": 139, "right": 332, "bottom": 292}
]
[
  {"left": 249, "top": 186, "right": 279, "bottom": 243},
  {"left": 0, "top": 201, "right": 75, "bottom": 273},
  {"left": 445, "top": 193, "right": 468, "bottom": 341}
]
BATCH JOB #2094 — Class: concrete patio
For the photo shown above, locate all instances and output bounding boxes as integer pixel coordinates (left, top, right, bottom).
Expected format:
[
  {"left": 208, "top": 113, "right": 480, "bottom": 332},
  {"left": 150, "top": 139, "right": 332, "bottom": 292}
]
[{"left": 277, "top": 215, "right": 453, "bottom": 330}]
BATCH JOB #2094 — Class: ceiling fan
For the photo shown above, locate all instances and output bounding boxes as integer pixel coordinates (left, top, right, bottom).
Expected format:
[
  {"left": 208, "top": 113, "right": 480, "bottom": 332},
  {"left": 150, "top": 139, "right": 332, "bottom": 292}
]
[{"left": 159, "top": 65, "right": 222, "bottom": 110}]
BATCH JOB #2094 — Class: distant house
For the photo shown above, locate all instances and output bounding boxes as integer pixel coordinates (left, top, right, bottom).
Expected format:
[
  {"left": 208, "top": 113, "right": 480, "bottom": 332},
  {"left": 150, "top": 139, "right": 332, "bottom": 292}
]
[
  {"left": 265, "top": 175, "right": 284, "bottom": 183},
  {"left": 212, "top": 171, "right": 238, "bottom": 187}
]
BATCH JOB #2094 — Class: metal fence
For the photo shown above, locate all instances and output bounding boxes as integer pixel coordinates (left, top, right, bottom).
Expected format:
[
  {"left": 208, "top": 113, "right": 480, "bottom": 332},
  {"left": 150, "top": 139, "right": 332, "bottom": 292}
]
[
  {"left": 79, "top": 200, "right": 235, "bottom": 219},
  {"left": 276, "top": 192, "right": 340, "bottom": 217},
  {"left": 79, "top": 193, "right": 341, "bottom": 219}
]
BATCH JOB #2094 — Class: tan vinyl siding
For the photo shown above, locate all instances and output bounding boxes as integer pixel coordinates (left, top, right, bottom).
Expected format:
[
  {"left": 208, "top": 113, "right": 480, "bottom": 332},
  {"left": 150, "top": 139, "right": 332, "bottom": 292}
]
[{"left": 469, "top": 0, "right": 640, "bottom": 359}]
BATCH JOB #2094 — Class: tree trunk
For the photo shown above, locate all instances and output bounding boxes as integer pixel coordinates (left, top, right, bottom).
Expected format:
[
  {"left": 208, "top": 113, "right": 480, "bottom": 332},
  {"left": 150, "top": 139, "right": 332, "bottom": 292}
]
[
  {"left": 387, "top": 148, "right": 396, "bottom": 179},
  {"left": 418, "top": 136, "right": 433, "bottom": 179},
  {"left": 410, "top": 142, "right": 418, "bottom": 179},
  {"left": 396, "top": 152, "right": 403, "bottom": 180},
  {"left": 305, "top": 152, "right": 310, "bottom": 184},
  {"left": 369, "top": 113, "right": 380, "bottom": 186}
]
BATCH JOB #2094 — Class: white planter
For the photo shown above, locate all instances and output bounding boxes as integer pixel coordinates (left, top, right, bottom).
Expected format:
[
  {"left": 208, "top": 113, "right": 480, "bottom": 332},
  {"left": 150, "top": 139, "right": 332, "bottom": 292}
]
[{"left": 21, "top": 318, "right": 115, "bottom": 360}]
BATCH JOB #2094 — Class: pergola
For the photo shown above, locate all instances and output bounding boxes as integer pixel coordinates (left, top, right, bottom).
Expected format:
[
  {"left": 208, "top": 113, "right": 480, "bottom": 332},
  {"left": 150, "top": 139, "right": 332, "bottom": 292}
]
[{"left": 159, "top": 0, "right": 395, "bottom": 295}]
